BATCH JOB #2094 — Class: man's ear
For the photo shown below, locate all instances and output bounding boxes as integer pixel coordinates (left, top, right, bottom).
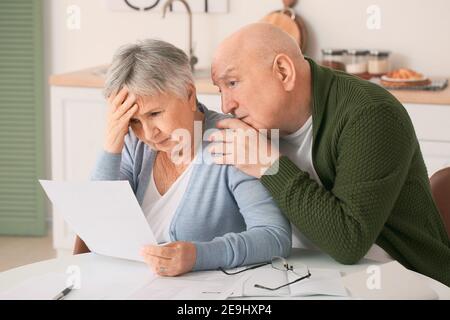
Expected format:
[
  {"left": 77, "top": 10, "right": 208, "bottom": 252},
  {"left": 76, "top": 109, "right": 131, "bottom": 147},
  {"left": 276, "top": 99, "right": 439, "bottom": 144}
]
[{"left": 272, "top": 54, "right": 296, "bottom": 91}]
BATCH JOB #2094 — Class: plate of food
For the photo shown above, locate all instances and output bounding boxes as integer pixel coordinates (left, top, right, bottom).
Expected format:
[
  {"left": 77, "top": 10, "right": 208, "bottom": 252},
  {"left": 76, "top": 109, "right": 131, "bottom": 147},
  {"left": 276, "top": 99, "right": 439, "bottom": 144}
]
[{"left": 381, "top": 68, "right": 431, "bottom": 87}]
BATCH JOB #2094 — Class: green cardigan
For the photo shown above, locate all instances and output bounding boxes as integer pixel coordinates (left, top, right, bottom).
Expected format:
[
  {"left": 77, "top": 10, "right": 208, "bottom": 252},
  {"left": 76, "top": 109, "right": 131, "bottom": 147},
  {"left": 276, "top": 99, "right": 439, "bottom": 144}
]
[{"left": 261, "top": 58, "right": 450, "bottom": 287}]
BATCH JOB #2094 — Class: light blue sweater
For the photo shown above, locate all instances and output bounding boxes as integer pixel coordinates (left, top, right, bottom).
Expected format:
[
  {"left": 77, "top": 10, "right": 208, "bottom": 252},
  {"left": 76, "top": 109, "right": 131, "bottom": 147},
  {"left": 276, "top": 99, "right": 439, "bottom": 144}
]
[{"left": 91, "top": 103, "right": 292, "bottom": 271}]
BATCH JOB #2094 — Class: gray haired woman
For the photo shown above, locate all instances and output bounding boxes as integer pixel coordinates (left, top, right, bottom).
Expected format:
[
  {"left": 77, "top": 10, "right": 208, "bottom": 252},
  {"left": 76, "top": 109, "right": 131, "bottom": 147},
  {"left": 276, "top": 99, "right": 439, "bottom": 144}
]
[{"left": 75, "top": 39, "right": 291, "bottom": 277}]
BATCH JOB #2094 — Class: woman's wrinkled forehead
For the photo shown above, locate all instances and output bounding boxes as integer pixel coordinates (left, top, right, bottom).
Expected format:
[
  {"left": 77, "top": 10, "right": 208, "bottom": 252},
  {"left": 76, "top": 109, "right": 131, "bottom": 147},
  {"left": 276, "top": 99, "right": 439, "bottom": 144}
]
[
  {"left": 134, "top": 92, "right": 188, "bottom": 112},
  {"left": 123, "top": 82, "right": 163, "bottom": 97},
  {"left": 134, "top": 93, "right": 165, "bottom": 109}
]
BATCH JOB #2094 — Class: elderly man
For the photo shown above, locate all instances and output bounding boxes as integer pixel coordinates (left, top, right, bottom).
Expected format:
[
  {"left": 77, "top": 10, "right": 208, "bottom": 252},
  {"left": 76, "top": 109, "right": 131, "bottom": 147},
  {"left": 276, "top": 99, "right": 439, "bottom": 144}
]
[{"left": 208, "top": 23, "right": 450, "bottom": 286}]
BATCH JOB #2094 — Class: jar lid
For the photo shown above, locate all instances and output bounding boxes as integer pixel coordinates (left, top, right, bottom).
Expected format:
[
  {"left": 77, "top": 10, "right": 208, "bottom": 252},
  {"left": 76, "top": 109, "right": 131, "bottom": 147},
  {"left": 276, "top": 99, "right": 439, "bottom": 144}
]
[
  {"left": 369, "top": 50, "right": 391, "bottom": 57},
  {"left": 346, "top": 49, "right": 369, "bottom": 56},
  {"left": 321, "top": 48, "right": 346, "bottom": 55}
]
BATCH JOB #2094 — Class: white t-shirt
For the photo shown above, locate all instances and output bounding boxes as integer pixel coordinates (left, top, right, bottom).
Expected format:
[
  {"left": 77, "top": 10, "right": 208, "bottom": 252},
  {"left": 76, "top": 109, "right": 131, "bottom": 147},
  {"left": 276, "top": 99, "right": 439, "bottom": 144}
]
[
  {"left": 141, "top": 157, "right": 194, "bottom": 244},
  {"left": 279, "top": 116, "right": 392, "bottom": 263}
]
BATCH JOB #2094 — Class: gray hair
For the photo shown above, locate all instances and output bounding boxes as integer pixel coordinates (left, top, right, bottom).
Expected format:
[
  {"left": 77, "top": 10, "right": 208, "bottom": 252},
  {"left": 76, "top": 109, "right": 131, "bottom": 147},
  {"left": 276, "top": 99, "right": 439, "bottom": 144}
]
[{"left": 104, "top": 39, "right": 194, "bottom": 99}]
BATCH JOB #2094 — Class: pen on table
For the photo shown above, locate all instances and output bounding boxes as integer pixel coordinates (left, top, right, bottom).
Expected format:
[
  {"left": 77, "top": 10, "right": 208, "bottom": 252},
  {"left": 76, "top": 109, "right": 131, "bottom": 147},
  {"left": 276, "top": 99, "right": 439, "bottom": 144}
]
[{"left": 52, "top": 285, "right": 74, "bottom": 300}]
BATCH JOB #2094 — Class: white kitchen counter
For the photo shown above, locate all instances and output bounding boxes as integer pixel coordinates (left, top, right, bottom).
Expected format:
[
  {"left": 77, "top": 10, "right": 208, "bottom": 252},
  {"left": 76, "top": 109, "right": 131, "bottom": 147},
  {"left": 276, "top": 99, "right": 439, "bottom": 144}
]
[{"left": 49, "top": 65, "right": 450, "bottom": 104}]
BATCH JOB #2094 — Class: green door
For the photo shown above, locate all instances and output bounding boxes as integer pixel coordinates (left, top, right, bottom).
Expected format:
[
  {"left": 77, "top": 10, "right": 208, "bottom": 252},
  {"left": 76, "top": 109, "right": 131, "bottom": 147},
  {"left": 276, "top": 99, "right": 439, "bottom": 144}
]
[{"left": 0, "top": 0, "right": 45, "bottom": 235}]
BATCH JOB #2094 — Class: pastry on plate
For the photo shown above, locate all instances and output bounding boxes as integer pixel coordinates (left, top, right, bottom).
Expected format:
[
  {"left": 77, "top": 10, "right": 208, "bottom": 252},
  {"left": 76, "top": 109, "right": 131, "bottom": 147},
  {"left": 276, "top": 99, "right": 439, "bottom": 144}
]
[
  {"left": 384, "top": 68, "right": 426, "bottom": 81},
  {"left": 381, "top": 68, "right": 430, "bottom": 87}
]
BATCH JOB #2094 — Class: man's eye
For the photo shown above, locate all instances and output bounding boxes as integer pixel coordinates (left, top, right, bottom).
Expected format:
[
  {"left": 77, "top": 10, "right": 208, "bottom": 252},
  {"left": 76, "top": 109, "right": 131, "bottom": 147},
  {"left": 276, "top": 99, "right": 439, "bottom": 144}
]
[
  {"left": 130, "top": 119, "right": 141, "bottom": 125},
  {"left": 149, "top": 111, "right": 161, "bottom": 117}
]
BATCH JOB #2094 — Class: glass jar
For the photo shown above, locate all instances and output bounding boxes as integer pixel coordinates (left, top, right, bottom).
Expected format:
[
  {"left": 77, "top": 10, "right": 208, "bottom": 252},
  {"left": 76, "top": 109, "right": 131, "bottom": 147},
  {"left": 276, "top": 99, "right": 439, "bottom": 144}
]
[
  {"left": 320, "top": 49, "right": 346, "bottom": 71},
  {"left": 345, "top": 49, "right": 369, "bottom": 75},
  {"left": 368, "top": 50, "right": 391, "bottom": 76}
]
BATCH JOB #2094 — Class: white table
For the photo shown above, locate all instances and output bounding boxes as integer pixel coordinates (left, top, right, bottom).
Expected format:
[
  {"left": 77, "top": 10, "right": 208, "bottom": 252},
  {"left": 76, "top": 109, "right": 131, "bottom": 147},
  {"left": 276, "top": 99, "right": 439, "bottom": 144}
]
[{"left": 0, "top": 248, "right": 449, "bottom": 300}]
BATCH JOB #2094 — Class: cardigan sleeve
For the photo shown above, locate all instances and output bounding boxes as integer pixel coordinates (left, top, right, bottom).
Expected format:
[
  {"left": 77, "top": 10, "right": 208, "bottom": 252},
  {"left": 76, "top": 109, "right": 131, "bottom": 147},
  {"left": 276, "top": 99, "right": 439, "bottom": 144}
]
[
  {"left": 90, "top": 129, "right": 137, "bottom": 187},
  {"left": 260, "top": 103, "right": 416, "bottom": 264},
  {"left": 192, "top": 167, "right": 292, "bottom": 271}
]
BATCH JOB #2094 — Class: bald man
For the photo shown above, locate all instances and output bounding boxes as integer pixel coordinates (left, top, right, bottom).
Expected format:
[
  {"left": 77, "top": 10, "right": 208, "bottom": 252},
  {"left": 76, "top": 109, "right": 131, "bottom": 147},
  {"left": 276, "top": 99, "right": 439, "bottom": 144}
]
[{"left": 208, "top": 23, "right": 450, "bottom": 286}]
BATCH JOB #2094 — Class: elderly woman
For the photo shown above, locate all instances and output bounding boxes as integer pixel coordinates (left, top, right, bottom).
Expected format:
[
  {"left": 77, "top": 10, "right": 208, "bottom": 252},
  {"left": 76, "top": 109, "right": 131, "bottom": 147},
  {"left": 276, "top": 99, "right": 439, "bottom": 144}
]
[{"left": 75, "top": 39, "right": 291, "bottom": 276}]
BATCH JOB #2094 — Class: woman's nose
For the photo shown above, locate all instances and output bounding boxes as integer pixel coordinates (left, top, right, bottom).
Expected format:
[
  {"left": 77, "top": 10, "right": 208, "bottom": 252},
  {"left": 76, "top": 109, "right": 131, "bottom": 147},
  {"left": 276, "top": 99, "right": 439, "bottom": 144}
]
[{"left": 142, "top": 123, "right": 159, "bottom": 141}]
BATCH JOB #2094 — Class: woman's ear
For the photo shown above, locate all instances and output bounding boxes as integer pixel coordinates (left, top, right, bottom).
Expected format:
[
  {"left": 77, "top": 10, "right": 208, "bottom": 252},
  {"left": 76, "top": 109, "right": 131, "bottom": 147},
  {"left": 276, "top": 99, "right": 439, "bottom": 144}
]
[
  {"left": 187, "top": 84, "right": 197, "bottom": 111},
  {"left": 272, "top": 54, "right": 296, "bottom": 91}
]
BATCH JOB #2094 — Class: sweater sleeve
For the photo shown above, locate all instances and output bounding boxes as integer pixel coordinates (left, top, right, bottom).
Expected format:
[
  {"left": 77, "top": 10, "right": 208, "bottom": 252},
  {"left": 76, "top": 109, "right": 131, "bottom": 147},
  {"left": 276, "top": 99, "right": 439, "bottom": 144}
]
[
  {"left": 90, "top": 130, "right": 137, "bottom": 187},
  {"left": 192, "top": 167, "right": 292, "bottom": 271},
  {"left": 261, "top": 103, "right": 416, "bottom": 264}
]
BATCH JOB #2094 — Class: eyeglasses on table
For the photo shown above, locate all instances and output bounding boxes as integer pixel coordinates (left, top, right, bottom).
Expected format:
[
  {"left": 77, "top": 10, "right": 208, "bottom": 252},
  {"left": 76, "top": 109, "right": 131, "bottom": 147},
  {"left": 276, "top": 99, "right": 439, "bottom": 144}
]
[{"left": 219, "top": 256, "right": 311, "bottom": 291}]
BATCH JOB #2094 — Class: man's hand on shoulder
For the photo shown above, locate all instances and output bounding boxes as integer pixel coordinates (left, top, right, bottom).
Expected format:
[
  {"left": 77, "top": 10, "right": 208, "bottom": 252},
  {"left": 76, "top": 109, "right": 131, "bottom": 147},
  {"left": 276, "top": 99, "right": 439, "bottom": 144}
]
[{"left": 207, "top": 118, "right": 280, "bottom": 178}]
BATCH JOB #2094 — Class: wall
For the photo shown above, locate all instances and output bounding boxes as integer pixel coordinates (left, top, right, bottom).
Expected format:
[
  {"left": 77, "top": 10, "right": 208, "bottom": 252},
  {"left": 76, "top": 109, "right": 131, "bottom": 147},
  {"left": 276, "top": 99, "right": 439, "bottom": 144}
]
[{"left": 45, "top": 0, "right": 450, "bottom": 76}]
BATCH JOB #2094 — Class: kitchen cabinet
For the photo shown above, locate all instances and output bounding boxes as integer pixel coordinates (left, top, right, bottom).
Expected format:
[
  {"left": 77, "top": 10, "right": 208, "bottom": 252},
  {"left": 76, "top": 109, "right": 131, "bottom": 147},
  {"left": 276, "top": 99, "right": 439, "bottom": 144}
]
[{"left": 403, "top": 103, "right": 450, "bottom": 175}]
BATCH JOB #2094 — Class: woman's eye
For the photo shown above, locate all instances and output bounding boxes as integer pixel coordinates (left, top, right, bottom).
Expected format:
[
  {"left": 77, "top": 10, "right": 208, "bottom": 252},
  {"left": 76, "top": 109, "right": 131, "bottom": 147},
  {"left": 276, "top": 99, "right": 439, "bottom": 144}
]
[
  {"left": 149, "top": 111, "right": 161, "bottom": 117},
  {"left": 228, "top": 81, "right": 237, "bottom": 87},
  {"left": 130, "top": 119, "right": 140, "bottom": 125}
]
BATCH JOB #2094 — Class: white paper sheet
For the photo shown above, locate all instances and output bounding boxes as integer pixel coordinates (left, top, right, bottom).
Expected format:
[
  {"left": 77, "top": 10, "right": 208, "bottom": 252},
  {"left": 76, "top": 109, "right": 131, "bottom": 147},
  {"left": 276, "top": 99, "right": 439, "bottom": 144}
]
[
  {"left": 288, "top": 268, "right": 348, "bottom": 297},
  {"left": 342, "top": 261, "right": 438, "bottom": 300},
  {"left": 128, "top": 271, "right": 246, "bottom": 300},
  {"left": 39, "top": 180, "right": 157, "bottom": 262}
]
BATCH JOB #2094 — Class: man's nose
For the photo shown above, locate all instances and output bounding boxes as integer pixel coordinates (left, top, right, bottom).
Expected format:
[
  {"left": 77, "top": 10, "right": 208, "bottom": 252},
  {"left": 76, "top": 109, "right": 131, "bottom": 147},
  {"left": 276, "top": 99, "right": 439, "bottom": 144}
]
[{"left": 221, "top": 94, "right": 238, "bottom": 115}]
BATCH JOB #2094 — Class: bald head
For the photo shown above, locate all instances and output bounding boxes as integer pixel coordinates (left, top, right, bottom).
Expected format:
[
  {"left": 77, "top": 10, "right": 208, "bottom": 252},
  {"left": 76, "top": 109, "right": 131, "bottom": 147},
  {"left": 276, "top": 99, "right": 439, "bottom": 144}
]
[
  {"left": 213, "top": 23, "right": 304, "bottom": 69},
  {"left": 211, "top": 23, "right": 312, "bottom": 134}
]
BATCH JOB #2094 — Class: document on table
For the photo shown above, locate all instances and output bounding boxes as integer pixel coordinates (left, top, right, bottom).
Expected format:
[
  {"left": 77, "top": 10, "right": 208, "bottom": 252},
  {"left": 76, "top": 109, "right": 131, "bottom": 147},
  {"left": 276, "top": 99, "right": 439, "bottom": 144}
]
[
  {"left": 342, "top": 261, "right": 438, "bottom": 300},
  {"left": 39, "top": 180, "right": 157, "bottom": 262},
  {"left": 227, "top": 265, "right": 349, "bottom": 298},
  {"left": 128, "top": 270, "right": 249, "bottom": 300}
]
